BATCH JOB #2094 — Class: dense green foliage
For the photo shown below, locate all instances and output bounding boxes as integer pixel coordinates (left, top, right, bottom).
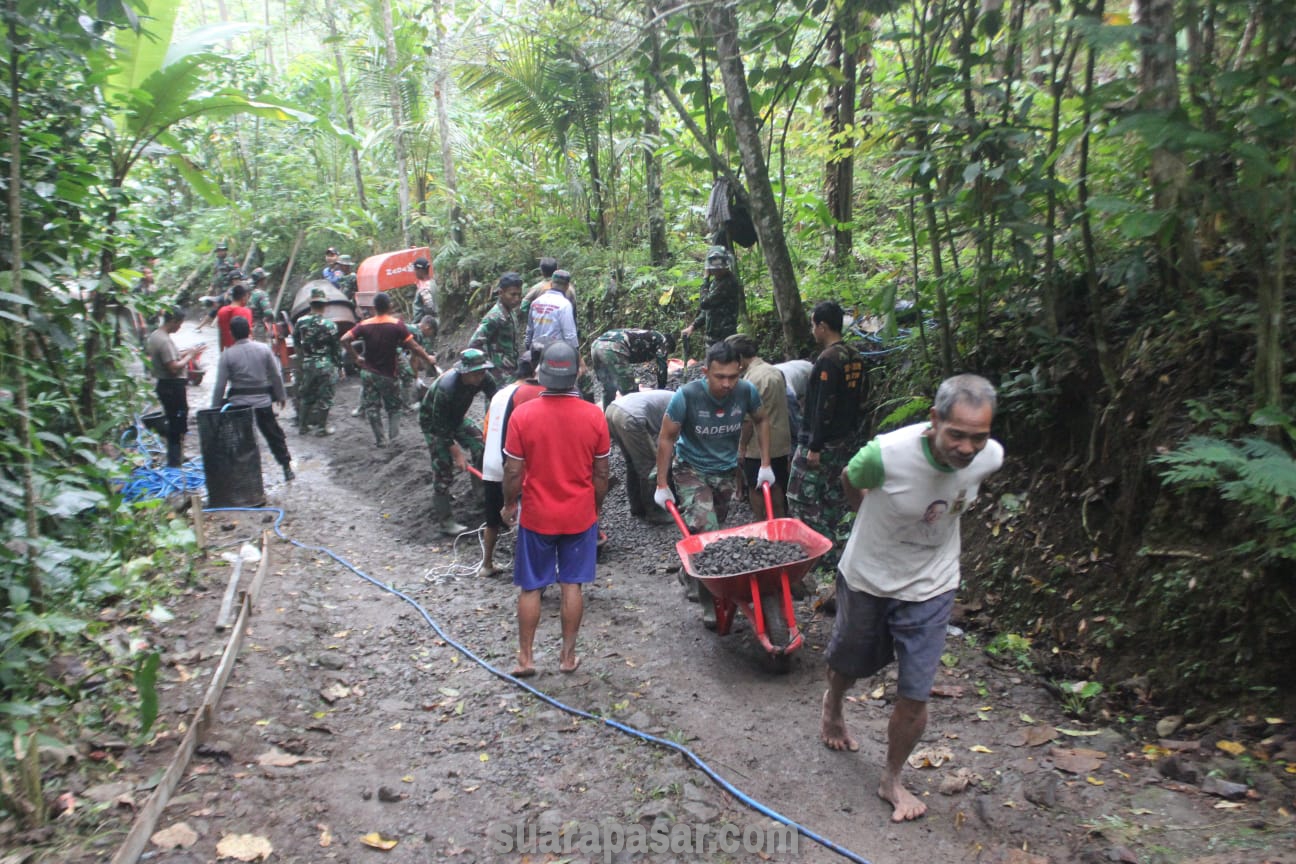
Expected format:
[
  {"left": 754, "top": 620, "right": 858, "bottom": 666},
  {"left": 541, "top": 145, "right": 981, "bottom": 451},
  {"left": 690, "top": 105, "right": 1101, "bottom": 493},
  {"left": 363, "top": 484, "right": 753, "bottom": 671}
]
[{"left": 2, "top": 0, "right": 1294, "bottom": 824}]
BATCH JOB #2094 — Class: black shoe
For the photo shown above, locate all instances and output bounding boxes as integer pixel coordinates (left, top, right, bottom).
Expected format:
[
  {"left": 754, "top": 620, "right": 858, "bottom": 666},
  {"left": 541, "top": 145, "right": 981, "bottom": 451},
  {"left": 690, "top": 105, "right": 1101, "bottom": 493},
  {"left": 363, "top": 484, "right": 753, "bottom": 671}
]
[{"left": 283, "top": 465, "right": 295, "bottom": 482}]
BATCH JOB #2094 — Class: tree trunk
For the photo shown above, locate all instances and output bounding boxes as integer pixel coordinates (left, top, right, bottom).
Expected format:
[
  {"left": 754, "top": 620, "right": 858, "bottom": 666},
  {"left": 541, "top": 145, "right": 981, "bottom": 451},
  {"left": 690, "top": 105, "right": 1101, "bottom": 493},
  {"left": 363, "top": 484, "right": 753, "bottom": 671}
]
[
  {"left": 707, "top": 0, "right": 811, "bottom": 353},
  {"left": 644, "top": 4, "right": 668, "bottom": 266},
  {"left": 6, "top": 1, "right": 41, "bottom": 601},
  {"left": 823, "top": 12, "right": 857, "bottom": 266},
  {"left": 325, "top": 5, "right": 367, "bottom": 210},
  {"left": 379, "top": 0, "right": 410, "bottom": 245},
  {"left": 434, "top": 72, "right": 462, "bottom": 246},
  {"left": 1134, "top": 0, "right": 1201, "bottom": 296},
  {"left": 431, "top": 0, "right": 462, "bottom": 246}
]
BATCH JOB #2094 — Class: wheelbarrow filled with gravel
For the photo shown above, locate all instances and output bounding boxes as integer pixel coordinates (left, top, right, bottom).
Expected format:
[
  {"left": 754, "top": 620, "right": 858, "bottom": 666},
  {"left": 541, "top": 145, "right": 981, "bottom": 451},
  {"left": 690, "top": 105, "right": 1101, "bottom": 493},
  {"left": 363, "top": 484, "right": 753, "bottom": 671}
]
[{"left": 666, "top": 484, "right": 832, "bottom": 671}]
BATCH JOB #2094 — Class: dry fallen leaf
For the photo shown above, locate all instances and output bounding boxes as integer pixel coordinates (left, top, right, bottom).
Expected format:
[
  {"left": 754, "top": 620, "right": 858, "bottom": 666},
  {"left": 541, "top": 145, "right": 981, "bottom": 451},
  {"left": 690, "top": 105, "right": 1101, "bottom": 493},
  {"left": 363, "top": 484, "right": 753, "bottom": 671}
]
[
  {"left": 1213, "top": 801, "right": 1246, "bottom": 810},
  {"left": 969, "top": 744, "right": 994, "bottom": 753},
  {"left": 1050, "top": 747, "right": 1106, "bottom": 774},
  {"left": 151, "top": 822, "right": 199, "bottom": 849},
  {"left": 359, "top": 831, "right": 399, "bottom": 850},
  {"left": 1086, "top": 776, "right": 1105, "bottom": 786},
  {"left": 1216, "top": 740, "right": 1247, "bottom": 756},
  {"left": 940, "top": 767, "right": 977, "bottom": 795},
  {"left": 256, "top": 748, "right": 322, "bottom": 767},
  {"left": 317, "top": 823, "right": 332, "bottom": 847},
  {"left": 1007, "top": 725, "right": 1059, "bottom": 748},
  {"left": 319, "top": 682, "right": 350, "bottom": 704},
  {"left": 908, "top": 745, "right": 954, "bottom": 768},
  {"left": 216, "top": 832, "right": 273, "bottom": 861}
]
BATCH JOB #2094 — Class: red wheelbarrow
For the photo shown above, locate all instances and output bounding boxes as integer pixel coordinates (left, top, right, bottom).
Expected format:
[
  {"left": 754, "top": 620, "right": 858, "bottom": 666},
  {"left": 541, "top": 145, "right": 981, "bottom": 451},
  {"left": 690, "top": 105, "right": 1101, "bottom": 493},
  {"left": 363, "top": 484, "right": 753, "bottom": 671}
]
[{"left": 666, "top": 484, "right": 832, "bottom": 671}]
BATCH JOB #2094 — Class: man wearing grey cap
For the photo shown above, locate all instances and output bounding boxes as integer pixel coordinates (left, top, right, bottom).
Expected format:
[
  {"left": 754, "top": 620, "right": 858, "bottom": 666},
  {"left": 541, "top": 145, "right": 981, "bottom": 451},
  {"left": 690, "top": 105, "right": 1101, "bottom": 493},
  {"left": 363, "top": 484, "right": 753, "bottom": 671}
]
[{"left": 501, "top": 342, "right": 610, "bottom": 677}]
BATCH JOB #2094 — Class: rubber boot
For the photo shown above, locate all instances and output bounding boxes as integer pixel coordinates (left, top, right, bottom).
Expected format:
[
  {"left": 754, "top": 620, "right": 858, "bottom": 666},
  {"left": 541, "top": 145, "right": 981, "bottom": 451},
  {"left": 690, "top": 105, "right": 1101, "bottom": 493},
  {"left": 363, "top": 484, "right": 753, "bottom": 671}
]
[
  {"left": 388, "top": 411, "right": 400, "bottom": 442},
  {"left": 694, "top": 579, "right": 716, "bottom": 629},
  {"left": 315, "top": 409, "right": 335, "bottom": 437},
  {"left": 370, "top": 415, "right": 387, "bottom": 448},
  {"left": 433, "top": 493, "right": 467, "bottom": 536}
]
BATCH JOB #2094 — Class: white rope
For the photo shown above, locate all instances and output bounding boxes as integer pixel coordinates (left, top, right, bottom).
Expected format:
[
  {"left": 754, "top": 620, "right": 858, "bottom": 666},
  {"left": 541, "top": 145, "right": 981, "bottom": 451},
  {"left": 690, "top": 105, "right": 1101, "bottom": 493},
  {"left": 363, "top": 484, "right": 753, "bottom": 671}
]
[{"left": 422, "top": 524, "right": 514, "bottom": 584}]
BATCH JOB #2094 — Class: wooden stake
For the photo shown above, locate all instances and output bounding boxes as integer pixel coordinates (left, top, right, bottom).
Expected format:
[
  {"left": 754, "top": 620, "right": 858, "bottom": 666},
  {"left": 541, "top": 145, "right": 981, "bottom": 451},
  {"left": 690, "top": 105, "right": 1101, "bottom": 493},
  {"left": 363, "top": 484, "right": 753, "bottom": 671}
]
[{"left": 189, "top": 493, "right": 205, "bottom": 551}]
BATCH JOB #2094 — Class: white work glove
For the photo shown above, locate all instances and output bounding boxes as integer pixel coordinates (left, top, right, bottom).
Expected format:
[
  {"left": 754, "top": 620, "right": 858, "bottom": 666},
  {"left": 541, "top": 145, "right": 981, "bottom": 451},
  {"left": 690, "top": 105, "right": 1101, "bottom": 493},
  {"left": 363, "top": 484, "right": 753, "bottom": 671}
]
[
  {"left": 653, "top": 487, "right": 675, "bottom": 510},
  {"left": 756, "top": 465, "right": 777, "bottom": 489}
]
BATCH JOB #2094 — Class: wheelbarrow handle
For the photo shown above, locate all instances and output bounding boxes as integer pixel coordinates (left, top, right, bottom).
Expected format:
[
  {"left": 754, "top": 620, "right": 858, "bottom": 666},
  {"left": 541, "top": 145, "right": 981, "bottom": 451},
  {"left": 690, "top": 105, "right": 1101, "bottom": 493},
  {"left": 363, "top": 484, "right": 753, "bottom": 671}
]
[
  {"left": 664, "top": 499, "right": 691, "bottom": 538},
  {"left": 760, "top": 481, "right": 773, "bottom": 519},
  {"left": 463, "top": 463, "right": 483, "bottom": 480}
]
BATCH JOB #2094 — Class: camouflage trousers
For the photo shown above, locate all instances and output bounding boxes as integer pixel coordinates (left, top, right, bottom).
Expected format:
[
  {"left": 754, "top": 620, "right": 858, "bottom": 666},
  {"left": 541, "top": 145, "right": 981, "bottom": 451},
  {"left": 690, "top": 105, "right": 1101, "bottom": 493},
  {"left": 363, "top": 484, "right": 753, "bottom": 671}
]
[
  {"left": 425, "top": 419, "right": 485, "bottom": 496},
  {"left": 673, "top": 462, "right": 739, "bottom": 534},
  {"left": 360, "top": 371, "right": 402, "bottom": 422},
  {"left": 298, "top": 364, "right": 336, "bottom": 424},
  {"left": 787, "top": 439, "right": 857, "bottom": 568},
  {"left": 590, "top": 342, "right": 635, "bottom": 407},
  {"left": 577, "top": 368, "right": 597, "bottom": 404},
  {"left": 396, "top": 356, "right": 422, "bottom": 406}
]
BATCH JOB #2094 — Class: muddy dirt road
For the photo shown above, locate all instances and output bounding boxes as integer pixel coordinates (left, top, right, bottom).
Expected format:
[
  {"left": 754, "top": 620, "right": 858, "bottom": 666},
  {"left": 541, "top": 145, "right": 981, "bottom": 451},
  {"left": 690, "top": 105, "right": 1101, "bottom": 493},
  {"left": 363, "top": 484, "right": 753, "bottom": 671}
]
[{"left": 51, "top": 330, "right": 1296, "bottom": 863}]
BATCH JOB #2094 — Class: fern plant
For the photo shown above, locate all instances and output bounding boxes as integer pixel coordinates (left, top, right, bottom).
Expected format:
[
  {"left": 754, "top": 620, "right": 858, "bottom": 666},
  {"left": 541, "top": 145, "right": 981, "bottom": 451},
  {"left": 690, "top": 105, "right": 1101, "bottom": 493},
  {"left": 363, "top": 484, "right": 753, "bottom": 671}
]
[{"left": 1154, "top": 435, "right": 1296, "bottom": 561}]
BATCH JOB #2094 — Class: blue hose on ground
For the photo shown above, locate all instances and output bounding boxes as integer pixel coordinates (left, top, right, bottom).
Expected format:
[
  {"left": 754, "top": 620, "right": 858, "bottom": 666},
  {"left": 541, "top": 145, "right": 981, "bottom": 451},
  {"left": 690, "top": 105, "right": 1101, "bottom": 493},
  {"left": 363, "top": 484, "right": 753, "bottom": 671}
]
[
  {"left": 205, "top": 505, "right": 874, "bottom": 864},
  {"left": 117, "top": 417, "right": 208, "bottom": 502}
]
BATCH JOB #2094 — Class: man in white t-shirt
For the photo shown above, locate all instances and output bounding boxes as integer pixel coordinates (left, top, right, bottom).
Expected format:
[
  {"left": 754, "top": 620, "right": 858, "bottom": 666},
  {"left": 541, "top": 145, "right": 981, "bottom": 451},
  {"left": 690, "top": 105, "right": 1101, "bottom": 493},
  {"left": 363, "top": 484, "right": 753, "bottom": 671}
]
[
  {"left": 479, "top": 358, "right": 542, "bottom": 578},
  {"left": 820, "top": 374, "right": 1003, "bottom": 823}
]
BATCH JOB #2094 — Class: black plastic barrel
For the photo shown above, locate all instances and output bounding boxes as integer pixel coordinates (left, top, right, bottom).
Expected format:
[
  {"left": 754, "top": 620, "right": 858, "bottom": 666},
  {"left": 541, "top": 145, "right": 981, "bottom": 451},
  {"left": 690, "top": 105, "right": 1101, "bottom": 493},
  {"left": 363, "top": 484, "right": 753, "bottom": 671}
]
[{"left": 196, "top": 406, "right": 265, "bottom": 507}]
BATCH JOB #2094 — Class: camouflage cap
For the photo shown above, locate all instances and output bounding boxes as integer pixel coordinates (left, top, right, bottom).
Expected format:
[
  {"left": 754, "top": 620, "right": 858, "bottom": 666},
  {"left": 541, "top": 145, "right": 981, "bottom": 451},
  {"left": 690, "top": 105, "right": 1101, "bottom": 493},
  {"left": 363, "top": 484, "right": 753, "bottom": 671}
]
[
  {"left": 337, "top": 254, "right": 354, "bottom": 266},
  {"left": 705, "top": 245, "right": 732, "bottom": 269},
  {"left": 250, "top": 267, "right": 268, "bottom": 282},
  {"left": 551, "top": 269, "right": 571, "bottom": 284},
  {"left": 457, "top": 348, "right": 495, "bottom": 373},
  {"left": 310, "top": 287, "right": 327, "bottom": 302}
]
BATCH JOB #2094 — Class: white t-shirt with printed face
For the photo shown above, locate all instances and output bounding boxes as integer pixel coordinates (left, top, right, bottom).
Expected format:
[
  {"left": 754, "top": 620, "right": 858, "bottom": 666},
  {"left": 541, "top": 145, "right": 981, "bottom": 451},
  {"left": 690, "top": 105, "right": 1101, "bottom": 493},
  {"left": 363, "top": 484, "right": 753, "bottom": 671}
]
[{"left": 839, "top": 422, "right": 1004, "bottom": 602}]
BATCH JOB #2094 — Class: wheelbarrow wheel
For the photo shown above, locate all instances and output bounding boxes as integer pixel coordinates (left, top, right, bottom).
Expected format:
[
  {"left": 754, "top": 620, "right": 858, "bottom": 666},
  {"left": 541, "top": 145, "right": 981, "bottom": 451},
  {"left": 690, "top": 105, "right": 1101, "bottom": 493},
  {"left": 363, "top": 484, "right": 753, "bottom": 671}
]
[{"left": 760, "top": 597, "right": 793, "bottom": 674}]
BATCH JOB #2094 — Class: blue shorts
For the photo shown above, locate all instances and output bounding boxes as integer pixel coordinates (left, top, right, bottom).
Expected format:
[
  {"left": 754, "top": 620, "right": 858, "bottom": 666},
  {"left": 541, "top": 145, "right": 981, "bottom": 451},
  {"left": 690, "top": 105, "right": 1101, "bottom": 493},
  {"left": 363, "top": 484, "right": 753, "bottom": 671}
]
[
  {"left": 513, "top": 523, "right": 599, "bottom": 592},
  {"left": 825, "top": 575, "right": 954, "bottom": 702}
]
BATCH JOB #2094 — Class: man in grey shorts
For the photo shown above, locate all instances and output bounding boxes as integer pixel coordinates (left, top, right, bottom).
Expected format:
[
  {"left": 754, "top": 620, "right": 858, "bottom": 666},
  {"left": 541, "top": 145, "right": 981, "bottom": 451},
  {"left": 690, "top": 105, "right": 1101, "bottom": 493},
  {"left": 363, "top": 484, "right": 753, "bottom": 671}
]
[{"left": 820, "top": 374, "right": 1003, "bottom": 822}]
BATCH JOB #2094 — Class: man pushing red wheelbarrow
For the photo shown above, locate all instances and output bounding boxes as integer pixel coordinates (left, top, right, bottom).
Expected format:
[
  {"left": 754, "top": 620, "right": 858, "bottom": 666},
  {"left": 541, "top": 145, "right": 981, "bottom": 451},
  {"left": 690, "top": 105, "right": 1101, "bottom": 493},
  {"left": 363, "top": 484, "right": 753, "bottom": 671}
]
[{"left": 653, "top": 340, "right": 831, "bottom": 671}]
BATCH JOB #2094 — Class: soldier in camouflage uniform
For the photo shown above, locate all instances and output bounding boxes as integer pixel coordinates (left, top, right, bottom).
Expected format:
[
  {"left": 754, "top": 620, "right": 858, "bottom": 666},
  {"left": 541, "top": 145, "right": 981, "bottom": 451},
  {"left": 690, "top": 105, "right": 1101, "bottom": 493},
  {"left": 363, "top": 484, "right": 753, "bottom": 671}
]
[
  {"left": 654, "top": 340, "right": 775, "bottom": 625},
  {"left": 787, "top": 301, "right": 866, "bottom": 571},
  {"left": 212, "top": 242, "right": 236, "bottom": 294},
  {"left": 248, "top": 268, "right": 274, "bottom": 342},
  {"left": 419, "top": 348, "right": 498, "bottom": 535},
  {"left": 468, "top": 272, "right": 524, "bottom": 387},
  {"left": 293, "top": 287, "right": 342, "bottom": 435},
  {"left": 335, "top": 255, "right": 358, "bottom": 302},
  {"left": 342, "top": 292, "right": 434, "bottom": 446},
  {"left": 680, "top": 245, "right": 741, "bottom": 349},
  {"left": 589, "top": 328, "right": 675, "bottom": 408},
  {"left": 412, "top": 257, "right": 439, "bottom": 343}
]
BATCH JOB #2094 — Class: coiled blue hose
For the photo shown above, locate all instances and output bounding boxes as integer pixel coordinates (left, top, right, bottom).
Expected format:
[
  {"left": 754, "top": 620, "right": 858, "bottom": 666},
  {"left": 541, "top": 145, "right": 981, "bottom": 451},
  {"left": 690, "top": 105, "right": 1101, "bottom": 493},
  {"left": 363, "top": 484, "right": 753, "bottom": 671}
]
[
  {"left": 206, "top": 505, "right": 874, "bottom": 864},
  {"left": 116, "top": 417, "right": 208, "bottom": 502}
]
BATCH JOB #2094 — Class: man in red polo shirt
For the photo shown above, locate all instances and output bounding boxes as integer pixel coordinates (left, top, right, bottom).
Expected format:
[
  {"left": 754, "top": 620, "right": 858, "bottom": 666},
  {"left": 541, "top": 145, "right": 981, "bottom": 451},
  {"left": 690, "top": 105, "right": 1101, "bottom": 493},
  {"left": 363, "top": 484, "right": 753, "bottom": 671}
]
[
  {"left": 501, "top": 342, "right": 610, "bottom": 677},
  {"left": 215, "top": 281, "right": 254, "bottom": 351}
]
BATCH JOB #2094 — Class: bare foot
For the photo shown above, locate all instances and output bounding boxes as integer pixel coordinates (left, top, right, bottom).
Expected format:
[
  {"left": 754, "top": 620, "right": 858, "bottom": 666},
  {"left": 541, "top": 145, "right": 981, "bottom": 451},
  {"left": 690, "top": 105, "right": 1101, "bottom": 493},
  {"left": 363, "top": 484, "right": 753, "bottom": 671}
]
[
  {"left": 559, "top": 655, "right": 581, "bottom": 674},
  {"left": 820, "top": 690, "right": 859, "bottom": 752},
  {"left": 877, "top": 776, "right": 926, "bottom": 822},
  {"left": 512, "top": 653, "right": 536, "bottom": 678}
]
